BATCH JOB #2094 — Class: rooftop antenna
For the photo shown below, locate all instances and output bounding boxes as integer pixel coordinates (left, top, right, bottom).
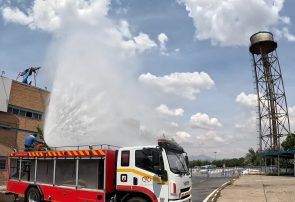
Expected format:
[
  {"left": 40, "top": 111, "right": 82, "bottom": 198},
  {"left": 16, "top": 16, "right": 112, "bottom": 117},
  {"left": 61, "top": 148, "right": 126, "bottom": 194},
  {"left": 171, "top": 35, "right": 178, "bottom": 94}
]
[{"left": 249, "top": 31, "right": 290, "bottom": 151}]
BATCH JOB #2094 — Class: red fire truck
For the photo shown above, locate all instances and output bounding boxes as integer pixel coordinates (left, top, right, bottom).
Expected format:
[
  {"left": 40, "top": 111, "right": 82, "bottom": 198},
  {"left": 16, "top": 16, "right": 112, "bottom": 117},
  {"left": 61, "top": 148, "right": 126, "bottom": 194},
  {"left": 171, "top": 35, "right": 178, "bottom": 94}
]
[{"left": 6, "top": 139, "right": 192, "bottom": 202}]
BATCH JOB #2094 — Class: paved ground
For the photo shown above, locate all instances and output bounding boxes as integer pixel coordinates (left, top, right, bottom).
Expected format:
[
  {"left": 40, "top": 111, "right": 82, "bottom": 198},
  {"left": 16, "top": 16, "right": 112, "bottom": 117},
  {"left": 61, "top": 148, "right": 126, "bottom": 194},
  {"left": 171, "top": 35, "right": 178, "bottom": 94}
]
[
  {"left": 191, "top": 176, "right": 230, "bottom": 202},
  {"left": 218, "top": 175, "right": 295, "bottom": 202}
]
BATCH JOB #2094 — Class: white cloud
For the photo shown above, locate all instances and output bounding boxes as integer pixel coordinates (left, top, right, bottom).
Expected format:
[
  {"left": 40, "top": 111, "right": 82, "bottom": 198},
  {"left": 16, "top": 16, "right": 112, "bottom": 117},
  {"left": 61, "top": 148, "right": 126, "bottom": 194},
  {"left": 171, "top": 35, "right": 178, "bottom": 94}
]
[
  {"left": 235, "top": 92, "right": 257, "bottom": 108},
  {"left": 196, "top": 131, "right": 224, "bottom": 143},
  {"left": 282, "top": 27, "right": 295, "bottom": 41},
  {"left": 119, "top": 20, "right": 132, "bottom": 39},
  {"left": 1, "top": 0, "right": 157, "bottom": 55},
  {"left": 156, "top": 104, "right": 184, "bottom": 117},
  {"left": 133, "top": 33, "right": 157, "bottom": 53},
  {"left": 158, "top": 33, "right": 169, "bottom": 55},
  {"left": 289, "top": 106, "right": 295, "bottom": 132},
  {"left": 190, "top": 113, "right": 222, "bottom": 129},
  {"left": 170, "top": 122, "right": 179, "bottom": 128},
  {"left": 138, "top": 72, "right": 214, "bottom": 100},
  {"left": 2, "top": 7, "right": 33, "bottom": 26},
  {"left": 178, "top": 0, "right": 292, "bottom": 46},
  {"left": 1, "top": 0, "right": 110, "bottom": 32},
  {"left": 175, "top": 131, "right": 192, "bottom": 143}
]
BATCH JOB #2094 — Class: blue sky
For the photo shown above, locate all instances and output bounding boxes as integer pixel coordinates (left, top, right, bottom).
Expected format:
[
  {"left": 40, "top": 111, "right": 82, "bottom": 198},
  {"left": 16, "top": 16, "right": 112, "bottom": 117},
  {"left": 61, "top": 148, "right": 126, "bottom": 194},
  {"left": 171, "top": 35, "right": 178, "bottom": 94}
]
[{"left": 1, "top": 0, "right": 295, "bottom": 158}]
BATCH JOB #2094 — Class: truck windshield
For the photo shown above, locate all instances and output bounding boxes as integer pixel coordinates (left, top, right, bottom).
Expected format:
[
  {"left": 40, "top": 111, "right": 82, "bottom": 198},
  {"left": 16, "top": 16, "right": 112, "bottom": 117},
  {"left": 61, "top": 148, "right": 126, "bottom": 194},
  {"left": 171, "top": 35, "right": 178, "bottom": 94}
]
[{"left": 166, "top": 150, "right": 188, "bottom": 174}]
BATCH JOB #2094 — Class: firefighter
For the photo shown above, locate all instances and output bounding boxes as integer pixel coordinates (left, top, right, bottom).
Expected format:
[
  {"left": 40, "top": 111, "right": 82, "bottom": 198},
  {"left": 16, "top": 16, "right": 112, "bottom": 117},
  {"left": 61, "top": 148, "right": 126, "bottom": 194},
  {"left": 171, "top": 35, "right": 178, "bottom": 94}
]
[{"left": 24, "top": 134, "right": 44, "bottom": 151}]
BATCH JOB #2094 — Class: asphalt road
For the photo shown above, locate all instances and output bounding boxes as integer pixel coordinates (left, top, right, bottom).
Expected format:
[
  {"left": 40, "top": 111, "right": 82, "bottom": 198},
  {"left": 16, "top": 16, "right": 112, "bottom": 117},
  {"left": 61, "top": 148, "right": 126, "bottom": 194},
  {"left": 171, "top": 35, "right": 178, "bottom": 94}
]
[{"left": 191, "top": 176, "right": 231, "bottom": 202}]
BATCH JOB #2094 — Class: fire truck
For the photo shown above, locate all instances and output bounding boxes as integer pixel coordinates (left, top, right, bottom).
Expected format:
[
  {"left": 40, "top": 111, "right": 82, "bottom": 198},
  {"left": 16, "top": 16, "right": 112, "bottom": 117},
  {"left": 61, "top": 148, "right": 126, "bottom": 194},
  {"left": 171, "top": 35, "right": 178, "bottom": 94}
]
[{"left": 6, "top": 139, "right": 192, "bottom": 202}]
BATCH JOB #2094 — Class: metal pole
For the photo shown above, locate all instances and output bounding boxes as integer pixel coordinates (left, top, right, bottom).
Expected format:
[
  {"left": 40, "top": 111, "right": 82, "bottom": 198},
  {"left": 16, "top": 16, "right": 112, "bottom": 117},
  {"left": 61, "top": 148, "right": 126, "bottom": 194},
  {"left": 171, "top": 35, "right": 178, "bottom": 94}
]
[
  {"left": 278, "top": 155, "right": 280, "bottom": 176},
  {"left": 75, "top": 159, "right": 79, "bottom": 189},
  {"left": 264, "top": 157, "right": 267, "bottom": 173},
  {"left": 18, "top": 158, "right": 22, "bottom": 181},
  {"left": 34, "top": 158, "right": 37, "bottom": 183},
  {"left": 53, "top": 158, "right": 56, "bottom": 186}
]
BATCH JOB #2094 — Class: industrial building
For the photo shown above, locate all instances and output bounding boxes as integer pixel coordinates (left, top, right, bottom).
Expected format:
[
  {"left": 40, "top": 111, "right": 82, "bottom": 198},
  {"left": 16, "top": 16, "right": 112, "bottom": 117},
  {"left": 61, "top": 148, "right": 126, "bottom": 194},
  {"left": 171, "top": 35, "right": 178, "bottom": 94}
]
[{"left": 0, "top": 76, "right": 49, "bottom": 184}]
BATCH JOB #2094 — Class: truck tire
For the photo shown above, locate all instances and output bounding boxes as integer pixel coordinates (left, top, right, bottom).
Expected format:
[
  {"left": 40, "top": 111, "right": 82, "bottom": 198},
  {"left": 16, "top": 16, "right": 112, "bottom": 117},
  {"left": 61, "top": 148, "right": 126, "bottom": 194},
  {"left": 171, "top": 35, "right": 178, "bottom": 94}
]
[
  {"left": 25, "top": 187, "right": 42, "bottom": 202},
  {"left": 127, "top": 197, "right": 147, "bottom": 202}
]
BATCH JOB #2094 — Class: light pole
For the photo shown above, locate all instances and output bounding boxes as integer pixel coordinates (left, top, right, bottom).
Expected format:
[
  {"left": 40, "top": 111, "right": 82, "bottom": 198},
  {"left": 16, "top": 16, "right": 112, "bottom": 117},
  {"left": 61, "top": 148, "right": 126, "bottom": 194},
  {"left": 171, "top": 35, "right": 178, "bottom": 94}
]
[{"left": 214, "top": 152, "right": 217, "bottom": 161}]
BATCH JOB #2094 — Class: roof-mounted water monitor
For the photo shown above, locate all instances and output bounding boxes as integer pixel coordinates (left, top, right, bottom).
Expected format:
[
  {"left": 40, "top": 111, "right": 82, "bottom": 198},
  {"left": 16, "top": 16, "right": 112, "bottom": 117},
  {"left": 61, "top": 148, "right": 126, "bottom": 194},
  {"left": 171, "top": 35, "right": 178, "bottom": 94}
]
[{"left": 158, "top": 138, "right": 184, "bottom": 153}]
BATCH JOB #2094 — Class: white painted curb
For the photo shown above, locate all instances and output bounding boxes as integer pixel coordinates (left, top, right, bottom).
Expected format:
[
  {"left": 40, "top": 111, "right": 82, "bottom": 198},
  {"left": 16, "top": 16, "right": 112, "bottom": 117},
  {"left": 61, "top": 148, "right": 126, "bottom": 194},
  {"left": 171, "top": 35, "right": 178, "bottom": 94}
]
[{"left": 203, "top": 180, "right": 233, "bottom": 202}]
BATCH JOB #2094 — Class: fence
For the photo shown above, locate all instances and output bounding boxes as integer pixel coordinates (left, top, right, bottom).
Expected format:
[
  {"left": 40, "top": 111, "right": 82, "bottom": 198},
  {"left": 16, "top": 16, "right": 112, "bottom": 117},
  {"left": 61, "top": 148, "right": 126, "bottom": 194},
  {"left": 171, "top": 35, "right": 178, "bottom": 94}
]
[
  {"left": 191, "top": 167, "right": 243, "bottom": 178},
  {"left": 191, "top": 166, "right": 295, "bottom": 178}
]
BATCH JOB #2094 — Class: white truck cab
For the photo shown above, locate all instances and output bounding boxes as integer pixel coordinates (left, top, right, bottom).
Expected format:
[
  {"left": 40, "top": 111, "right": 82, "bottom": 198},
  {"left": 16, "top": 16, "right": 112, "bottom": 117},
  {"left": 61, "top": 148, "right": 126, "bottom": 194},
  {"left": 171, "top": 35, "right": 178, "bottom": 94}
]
[{"left": 116, "top": 139, "right": 192, "bottom": 202}]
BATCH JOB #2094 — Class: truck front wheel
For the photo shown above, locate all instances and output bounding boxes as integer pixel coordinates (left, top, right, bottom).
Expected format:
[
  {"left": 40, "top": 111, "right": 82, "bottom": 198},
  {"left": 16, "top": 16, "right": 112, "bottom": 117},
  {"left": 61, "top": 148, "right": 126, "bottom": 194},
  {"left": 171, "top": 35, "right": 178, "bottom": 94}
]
[
  {"left": 127, "top": 197, "right": 147, "bottom": 202},
  {"left": 25, "top": 187, "right": 42, "bottom": 202}
]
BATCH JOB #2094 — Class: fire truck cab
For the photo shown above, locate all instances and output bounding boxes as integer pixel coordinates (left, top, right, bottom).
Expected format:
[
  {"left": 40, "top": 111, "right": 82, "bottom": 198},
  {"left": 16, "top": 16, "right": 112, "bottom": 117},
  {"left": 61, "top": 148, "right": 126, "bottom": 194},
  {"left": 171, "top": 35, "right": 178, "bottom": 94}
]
[
  {"left": 6, "top": 139, "right": 192, "bottom": 202},
  {"left": 116, "top": 139, "right": 192, "bottom": 202}
]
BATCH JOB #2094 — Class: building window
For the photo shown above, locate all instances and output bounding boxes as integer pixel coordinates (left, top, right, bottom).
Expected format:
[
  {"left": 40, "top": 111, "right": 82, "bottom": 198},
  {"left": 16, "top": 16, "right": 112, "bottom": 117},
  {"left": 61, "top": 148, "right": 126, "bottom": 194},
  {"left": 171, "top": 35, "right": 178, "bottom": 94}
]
[
  {"left": 26, "top": 111, "right": 32, "bottom": 118},
  {"left": 7, "top": 105, "right": 43, "bottom": 121},
  {"left": 12, "top": 108, "right": 19, "bottom": 115},
  {"left": 0, "top": 158, "right": 7, "bottom": 170}
]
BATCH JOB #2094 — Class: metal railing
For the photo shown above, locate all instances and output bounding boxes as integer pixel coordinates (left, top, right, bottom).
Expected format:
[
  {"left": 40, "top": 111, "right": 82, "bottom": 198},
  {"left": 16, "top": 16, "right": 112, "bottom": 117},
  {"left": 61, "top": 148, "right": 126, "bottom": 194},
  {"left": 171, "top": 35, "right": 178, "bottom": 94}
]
[
  {"left": 191, "top": 167, "right": 243, "bottom": 178},
  {"left": 50, "top": 144, "right": 121, "bottom": 151}
]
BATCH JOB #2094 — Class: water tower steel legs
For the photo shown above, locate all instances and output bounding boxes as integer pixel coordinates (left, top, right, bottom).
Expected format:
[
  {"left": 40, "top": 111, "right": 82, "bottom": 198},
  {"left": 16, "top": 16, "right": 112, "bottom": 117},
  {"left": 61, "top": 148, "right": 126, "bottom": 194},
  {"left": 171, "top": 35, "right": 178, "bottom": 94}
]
[{"left": 250, "top": 32, "right": 290, "bottom": 151}]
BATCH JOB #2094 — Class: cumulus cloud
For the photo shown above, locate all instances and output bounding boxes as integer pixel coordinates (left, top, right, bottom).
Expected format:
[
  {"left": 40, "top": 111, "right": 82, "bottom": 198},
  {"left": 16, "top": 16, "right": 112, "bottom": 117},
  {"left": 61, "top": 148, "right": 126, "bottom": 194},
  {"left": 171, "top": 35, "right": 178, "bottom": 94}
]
[
  {"left": 133, "top": 33, "right": 157, "bottom": 52},
  {"left": 196, "top": 131, "right": 224, "bottom": 143},
  {"left": 175, "top": 131, "right": 192, "bottom": 143},
  {"left": 235, "top": 92, "right": 257, "bottom": 108},
  {"left": 2, "top": 7, "right": 33, "bottom": 26},
  {"left": 289, "top": 106, "right": 295, "bottom": 132},
  {"left": 156, "top": 104, "right": 184, "bottom": 117},
  {"left": 190, "top": 113, "right": 222, "bottom": 129},
  {"left": 138, "top": 72, "right": 214, "bottom": 100},
  {"left": 158, "top": 33, "right": 169, "bottom": 55},
  {"left": 1, "top": 0, "right": 110, "bottom": 32},
  {"left": 282, "top": 27, "right": 295, "bottom": 41},
  {"left": 178, "top": 0, "right": 293, "bottom": 46},
  {"left": 1, "top": 0, "right": 157, "bottom": 55}
]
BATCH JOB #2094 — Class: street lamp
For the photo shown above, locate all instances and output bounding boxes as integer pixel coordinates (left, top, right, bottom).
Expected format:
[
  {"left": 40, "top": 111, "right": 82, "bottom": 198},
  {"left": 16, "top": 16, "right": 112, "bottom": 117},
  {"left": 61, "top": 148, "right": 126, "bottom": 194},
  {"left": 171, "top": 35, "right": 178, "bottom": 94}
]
[{"left": 214, "top": 152, "right": 217, "bottom": 161}]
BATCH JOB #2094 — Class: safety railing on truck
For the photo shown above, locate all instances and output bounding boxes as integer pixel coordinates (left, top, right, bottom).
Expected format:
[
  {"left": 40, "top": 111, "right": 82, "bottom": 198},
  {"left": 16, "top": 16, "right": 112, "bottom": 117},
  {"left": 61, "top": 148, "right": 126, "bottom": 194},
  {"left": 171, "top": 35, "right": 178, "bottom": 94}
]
[
  {"left": 13, "top": 144, "right": 121, "bottom": 153},
  {"left": 50, "top": 144, "right": 121, "bottom": 151}
]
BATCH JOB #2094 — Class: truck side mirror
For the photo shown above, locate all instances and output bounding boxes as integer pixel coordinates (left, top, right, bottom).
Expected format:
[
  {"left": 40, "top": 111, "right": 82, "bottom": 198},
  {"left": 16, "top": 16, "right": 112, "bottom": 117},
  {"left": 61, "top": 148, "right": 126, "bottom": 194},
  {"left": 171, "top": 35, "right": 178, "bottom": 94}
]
[
  {"left": 153, "top": 165, "right": 162, "bottom": 175},
  {"left": 161, "top": 170, "right": 168, "bottom": 181}
]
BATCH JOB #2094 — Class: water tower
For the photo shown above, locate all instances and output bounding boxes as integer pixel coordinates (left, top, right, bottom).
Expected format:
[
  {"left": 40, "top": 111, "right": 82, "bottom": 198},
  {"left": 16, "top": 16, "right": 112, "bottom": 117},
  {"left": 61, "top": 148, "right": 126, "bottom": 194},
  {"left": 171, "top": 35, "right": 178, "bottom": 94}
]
[{"left": 249, "top": 31, "right": 290, "bottom": 151}]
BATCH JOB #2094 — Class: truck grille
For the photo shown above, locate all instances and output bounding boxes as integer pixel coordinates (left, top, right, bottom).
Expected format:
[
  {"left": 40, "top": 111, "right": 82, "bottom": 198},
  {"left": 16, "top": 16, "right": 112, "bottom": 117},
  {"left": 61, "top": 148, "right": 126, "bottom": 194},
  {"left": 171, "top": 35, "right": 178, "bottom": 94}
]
[{"left": 180, "top": 187, "right": 190, "bottom": 193}]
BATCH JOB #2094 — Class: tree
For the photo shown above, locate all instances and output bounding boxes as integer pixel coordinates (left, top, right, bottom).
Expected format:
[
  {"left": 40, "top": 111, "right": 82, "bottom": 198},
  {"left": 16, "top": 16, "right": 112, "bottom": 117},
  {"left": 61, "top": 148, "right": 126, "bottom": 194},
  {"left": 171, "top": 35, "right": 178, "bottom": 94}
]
[
  {"left": 281, "top": 133, "right": 295, "bottom": 150},
  {"left": 244, "top": 148, "right": 261, "bottom": 166}
]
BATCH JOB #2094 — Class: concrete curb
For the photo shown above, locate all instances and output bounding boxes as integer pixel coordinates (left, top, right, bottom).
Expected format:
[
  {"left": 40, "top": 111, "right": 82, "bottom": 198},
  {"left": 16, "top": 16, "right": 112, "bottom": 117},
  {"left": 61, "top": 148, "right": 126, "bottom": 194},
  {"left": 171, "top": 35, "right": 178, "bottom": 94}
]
[{"left": 203, "top": 179, "right": 235, "bottom": 202}]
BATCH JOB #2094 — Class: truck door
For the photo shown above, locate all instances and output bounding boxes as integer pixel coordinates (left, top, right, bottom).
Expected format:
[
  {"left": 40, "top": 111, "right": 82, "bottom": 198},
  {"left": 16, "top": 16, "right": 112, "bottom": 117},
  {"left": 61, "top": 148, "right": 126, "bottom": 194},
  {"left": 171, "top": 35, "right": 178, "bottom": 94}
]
[
  {"left": 117, "top": 148, "right": 169, "bottom": 202},
  {"left": 134, "top": 148, "right": 168, "bottom": 202}
]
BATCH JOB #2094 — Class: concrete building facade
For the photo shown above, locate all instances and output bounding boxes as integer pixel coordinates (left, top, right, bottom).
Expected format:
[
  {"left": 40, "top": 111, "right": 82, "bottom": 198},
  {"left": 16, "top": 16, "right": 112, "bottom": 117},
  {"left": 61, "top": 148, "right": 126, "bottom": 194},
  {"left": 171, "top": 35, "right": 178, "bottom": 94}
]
[{"left": 0, "top": 76, "right": 49, "bottom": 184}]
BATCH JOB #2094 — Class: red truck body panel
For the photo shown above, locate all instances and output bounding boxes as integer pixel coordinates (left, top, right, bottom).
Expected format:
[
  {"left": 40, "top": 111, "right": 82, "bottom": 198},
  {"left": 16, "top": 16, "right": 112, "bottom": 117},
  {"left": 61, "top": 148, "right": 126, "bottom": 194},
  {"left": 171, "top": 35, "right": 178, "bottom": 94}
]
[{"left": 6, "top": 149, "right": 116, "bottom": 201}]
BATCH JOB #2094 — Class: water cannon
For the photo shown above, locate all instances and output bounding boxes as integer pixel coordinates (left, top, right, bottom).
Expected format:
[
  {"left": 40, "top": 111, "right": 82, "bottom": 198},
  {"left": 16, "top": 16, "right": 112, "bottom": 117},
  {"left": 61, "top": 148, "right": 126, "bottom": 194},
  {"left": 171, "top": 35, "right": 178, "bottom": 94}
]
[
  {"left": 158, "top": 138, "right": 184, "bottom": 153},
  {"left": 17, "top": 66, "right": 41, "bottom": 86}
]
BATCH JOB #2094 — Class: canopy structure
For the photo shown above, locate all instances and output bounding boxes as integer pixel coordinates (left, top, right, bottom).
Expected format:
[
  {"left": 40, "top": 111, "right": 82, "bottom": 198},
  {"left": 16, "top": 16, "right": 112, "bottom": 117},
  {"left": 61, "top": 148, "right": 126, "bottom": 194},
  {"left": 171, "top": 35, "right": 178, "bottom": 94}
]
[
  {"left": 263, "top": 150, "right": 295, "bottom": 159},
  {"left": 262, "top": 150, "right": 295, "bottom": 176}
]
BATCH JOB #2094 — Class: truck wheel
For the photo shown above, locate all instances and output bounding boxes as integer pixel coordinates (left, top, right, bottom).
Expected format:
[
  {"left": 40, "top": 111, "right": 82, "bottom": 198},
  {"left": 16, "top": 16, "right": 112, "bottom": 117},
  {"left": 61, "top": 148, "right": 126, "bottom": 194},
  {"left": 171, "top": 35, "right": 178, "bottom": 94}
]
[
  {"left": 127, "top": 197, "right": 147, "bottom": 202},
  {"left": 25, "top": 187, "right": 42, "bottom": 202}
]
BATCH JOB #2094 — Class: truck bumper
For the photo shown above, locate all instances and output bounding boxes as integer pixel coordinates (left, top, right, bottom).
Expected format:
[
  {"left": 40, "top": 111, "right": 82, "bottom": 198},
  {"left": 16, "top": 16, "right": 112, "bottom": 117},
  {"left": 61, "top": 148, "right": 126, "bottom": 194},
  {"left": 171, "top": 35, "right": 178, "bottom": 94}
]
[{"left": 168, "top": 195, "right": 192, "bottom": 202}]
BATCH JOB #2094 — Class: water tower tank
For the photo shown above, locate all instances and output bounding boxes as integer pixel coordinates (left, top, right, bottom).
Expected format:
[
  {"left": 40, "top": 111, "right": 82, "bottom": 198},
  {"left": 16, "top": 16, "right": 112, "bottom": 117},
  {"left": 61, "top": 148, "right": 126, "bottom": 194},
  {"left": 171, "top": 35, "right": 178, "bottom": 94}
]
[{"left": 249, "top": 31, "right": 277, "bottom": 54}]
